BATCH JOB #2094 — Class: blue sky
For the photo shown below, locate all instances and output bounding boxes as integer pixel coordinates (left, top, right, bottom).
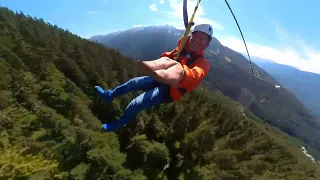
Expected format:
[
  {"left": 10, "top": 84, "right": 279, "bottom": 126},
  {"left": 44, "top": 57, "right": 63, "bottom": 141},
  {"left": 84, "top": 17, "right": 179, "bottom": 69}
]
[{"left": 1, "top": 0, "right": 320, "bottom": 74}]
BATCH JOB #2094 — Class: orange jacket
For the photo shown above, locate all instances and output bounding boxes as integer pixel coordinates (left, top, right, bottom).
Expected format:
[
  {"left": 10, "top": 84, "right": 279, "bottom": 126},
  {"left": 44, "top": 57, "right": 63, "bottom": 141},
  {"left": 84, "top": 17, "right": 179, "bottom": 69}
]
[{"left": 159, "top": 36, "right": 210, "bottom": 101}]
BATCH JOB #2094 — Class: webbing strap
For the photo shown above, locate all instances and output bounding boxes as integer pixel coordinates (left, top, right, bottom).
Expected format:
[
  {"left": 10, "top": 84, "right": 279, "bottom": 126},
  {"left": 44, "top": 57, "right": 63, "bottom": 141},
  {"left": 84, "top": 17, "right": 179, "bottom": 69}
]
[
  {"left": 175, "top": 49, "right": 203, "bottom": 96},
  {"left": 177, "top": 0, "right": 202, "bottom": 96},
  {"left": 175, "top": 0, "right": 202, "bottom": 61},
  {"left": 178, "top": 48, "right": 203, "bottom": 66},
  {"left": 183, "top": 0, "right": 188, "bottom": 28}
]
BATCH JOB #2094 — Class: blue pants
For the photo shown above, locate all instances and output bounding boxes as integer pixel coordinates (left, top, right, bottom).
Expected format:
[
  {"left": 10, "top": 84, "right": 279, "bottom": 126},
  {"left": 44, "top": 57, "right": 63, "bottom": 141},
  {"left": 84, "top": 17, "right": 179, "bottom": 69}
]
[{"left": 102, "top": 76, "right": 173, "bottom": 131}]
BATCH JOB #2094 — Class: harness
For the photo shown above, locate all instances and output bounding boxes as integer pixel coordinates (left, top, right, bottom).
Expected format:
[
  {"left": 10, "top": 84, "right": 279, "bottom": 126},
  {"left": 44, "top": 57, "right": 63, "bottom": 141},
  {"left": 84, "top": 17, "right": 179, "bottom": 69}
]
[
  {"left": 178, "top": 48, "right": 204, "bottom": 66},
  {"left": 174, "top": 48, "right": 204, "bottom": 95}
]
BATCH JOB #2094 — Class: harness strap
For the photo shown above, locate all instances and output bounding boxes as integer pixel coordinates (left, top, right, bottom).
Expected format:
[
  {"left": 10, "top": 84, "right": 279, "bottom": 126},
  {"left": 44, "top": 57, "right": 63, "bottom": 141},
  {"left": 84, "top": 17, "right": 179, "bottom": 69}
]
[
  {"left": 177, "top": 48, "right": 203, "bottom": 66},
  {"left": 175, "top": 0, "right": 202, "bottom": 61},
  {"left": 175, "top": 48, "right": 204, "bottom": 95}
]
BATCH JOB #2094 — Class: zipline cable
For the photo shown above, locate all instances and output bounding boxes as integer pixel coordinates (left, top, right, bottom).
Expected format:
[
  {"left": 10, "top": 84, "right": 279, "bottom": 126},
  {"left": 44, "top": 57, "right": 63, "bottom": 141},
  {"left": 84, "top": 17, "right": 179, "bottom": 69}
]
[
  {"left": 223, "top": 0, "right": 320, "bottom": 122},
  {"left": 224, "top": 0, "right": 256, "bottom": 85},
  {"left": 181, "top": 0, "right": 319, "bottom": 123}
]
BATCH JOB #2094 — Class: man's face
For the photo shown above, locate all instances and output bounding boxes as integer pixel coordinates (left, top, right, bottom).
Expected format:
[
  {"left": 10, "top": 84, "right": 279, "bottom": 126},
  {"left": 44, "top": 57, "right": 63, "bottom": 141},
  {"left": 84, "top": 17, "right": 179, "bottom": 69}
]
[{"left": 188, "top": 31, "right": 210, "bottom": 52}]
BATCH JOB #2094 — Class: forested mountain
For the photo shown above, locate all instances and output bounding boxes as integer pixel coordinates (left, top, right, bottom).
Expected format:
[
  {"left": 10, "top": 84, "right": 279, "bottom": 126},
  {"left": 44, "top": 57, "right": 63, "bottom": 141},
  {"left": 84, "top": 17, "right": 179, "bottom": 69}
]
[
  {"left": 90, "top": 26, "right": 320, "bottom": 158},
  {"left": 253, "top": 58, "right": 320, "bottom": 116},
  {"left": 1, "top": 7, "right": 320, "bottom": 179}
]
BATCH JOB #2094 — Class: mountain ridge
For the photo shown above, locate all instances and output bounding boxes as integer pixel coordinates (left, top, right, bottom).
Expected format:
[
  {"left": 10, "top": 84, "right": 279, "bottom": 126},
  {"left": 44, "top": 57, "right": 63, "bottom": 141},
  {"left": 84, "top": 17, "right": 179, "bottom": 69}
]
[{"left": 253, "top": 58, "right": 320, "bottom": 116}]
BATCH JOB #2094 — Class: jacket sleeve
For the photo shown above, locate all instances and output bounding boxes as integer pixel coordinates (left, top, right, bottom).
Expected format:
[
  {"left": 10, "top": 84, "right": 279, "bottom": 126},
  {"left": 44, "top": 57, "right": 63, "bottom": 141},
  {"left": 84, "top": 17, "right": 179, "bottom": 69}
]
[
  {"left": 159, "top": 51, "right": 175, "bottom": 59},
  {"left": 178, "top": 59, "right": 210, "bottom": 90}
]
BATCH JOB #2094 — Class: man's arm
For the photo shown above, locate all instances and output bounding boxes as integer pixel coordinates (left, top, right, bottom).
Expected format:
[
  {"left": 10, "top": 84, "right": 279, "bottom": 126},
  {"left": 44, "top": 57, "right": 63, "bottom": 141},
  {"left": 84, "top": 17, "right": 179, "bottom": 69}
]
[
  {"left": 152, "top": 62, "right": 184, "bottom": 88},
  {"left": 150, "top": 58, "right": 210, "bottom": 89},
  {"left": 178, "top": 59, "right": 210, "bottom": 90}
]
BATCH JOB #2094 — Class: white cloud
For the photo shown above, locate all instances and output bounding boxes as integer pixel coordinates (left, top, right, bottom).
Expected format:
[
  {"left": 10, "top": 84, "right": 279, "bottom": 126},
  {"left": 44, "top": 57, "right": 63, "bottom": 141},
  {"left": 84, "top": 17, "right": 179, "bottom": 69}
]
[
  {"left": 133, "top": 24, "right": 143, "bottom": 28},
  {"left": 160, "top": 0, "right": 165, "bottom": 4},
  {"left": 219, "top": 33, "right": 320, "bottom": 74},
  {"left": 165, "top": 0, "right": 223, "bottom": 30},
  {"left": 150, "top": 4, "right": 158, "bottom": 11},
  {"left": 102, "top": 0, "right": 110, "bottom": 4},
  {"left": 133, "top": 24, "right": 152, "bottom": 28}
]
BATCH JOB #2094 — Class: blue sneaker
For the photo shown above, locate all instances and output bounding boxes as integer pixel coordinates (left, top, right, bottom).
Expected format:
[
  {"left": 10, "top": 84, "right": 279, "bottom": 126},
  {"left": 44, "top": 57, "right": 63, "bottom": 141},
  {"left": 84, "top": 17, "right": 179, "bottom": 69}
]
[
  {"left": 95, "top": 86, "right": 114, "bottom": 103},
  {"left": 100, "top": 121, "right": 121, "bottom": 132}
]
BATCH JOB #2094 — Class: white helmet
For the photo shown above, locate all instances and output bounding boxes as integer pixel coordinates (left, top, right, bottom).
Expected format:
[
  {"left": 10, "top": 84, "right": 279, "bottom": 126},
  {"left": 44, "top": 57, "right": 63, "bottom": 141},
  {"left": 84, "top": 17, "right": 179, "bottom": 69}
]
[{"left": 192, "top": 24, "right": 213, "bottom": 38}]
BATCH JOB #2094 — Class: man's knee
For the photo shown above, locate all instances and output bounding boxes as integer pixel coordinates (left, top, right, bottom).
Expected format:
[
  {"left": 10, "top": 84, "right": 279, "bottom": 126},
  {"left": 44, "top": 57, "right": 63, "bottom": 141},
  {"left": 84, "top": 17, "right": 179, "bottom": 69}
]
[
  {"left": 159, "top": 57, "right": 179, "bottom": 65},
  {"left": 159, "top": 57, "right": 172, "bottom": 61},
  {"left": 125, "top": 96, "right": 144, "bottom": 115},
  {"left": 128, "top": 77, "right": 138, "bottom": 87},
  {"left": 165, "top": 64, "right": 184, "bottom": 87},
  {"left": 172, "top": 64, "right": 185, "bottom": 78}
]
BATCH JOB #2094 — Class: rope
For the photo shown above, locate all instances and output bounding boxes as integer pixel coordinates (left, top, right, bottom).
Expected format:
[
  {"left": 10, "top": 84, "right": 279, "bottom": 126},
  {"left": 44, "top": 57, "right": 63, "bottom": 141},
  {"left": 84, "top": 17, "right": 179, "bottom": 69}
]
[
  {"left": 224, "top": 0, "right": 256, "bottom": 85},
  {"left": 179, "top": 0, "right": 320, "bottom": 124},
  {"left": 180, "top": 0, "right": 256, "bottom": 87},
  {"left": 183, "top": 0, "right": 188, "bottom": 28},
  {"left": 223, "top": 1, "right": 320, "bottom": 130},
  {"left": 175, "top": 0, "right": 202, "bottom": 61}
]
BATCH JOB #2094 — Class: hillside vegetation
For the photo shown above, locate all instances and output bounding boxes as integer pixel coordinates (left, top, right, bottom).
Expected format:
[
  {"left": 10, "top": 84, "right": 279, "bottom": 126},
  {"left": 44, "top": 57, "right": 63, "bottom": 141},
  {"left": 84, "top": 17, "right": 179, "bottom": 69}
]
[
  {"left": 1, "top": 7, "right": 319, "bottom": 179},
  {"left": 254, "top": 59, "right": 320, "bottom": 116}
]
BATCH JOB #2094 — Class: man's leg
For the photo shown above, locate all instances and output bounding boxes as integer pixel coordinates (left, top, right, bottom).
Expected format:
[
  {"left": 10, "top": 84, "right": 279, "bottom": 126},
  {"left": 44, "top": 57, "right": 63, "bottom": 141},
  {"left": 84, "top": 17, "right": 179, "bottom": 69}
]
[
  {"left": 153, "top": 63, "right": 184, "bottom": 88},
  {"left": 138, "top": 57, "right": 179, "bottom": 72},
  {"left": 101, "top": 85, "right": 173, "bottom": 131},
  {"left": 95, "top": 76, "right": 161, "bottom": 102},
  {"left": 142, "top": 62, "right": 184, "bottom": 88}
]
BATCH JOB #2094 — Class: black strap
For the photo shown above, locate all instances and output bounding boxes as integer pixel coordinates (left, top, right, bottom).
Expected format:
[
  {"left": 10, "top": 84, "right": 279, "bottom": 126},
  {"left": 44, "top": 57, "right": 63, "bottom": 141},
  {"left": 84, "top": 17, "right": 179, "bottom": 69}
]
[
  {"left": 177, "top": 48, "right": 203, "bottom": 67},
  {"left": 177, "top": 48, "right": 203, "bottom": 95}
]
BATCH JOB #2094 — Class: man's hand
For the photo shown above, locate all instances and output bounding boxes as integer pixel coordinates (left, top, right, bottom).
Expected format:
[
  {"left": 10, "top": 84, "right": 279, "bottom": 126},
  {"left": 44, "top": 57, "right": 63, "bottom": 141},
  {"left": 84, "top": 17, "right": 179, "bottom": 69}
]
[{"left": 153, "top": 64, "right": 184, "bottom": 88}]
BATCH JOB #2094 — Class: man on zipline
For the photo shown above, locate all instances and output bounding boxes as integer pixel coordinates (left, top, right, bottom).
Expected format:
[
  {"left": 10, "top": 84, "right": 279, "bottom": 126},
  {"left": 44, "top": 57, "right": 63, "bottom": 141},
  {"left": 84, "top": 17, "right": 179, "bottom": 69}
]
[{"left": 95, "top": 24, "right": 213, "bottom": 131}]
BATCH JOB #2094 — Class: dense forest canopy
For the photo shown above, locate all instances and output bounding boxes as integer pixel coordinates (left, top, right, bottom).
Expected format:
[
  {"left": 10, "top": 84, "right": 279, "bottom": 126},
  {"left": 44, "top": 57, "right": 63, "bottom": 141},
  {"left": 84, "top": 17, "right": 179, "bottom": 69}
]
[{"left": 0, "top": 6, "right": 319, "bottom": 179}]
